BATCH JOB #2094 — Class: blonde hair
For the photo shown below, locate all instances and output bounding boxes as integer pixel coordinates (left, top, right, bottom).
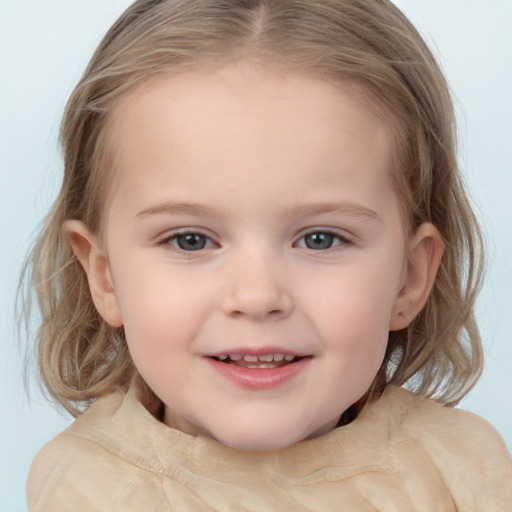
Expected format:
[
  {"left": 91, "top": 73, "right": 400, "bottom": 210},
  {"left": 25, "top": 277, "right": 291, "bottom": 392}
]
[{"left": 23, "top": 0, "right": 483, "bottom": 416}]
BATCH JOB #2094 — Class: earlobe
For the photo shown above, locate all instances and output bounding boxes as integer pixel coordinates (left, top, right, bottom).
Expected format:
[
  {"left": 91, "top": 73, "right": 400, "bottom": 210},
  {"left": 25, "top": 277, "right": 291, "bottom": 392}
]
[
  {"left": 389, "top": 223, "right": 444, "bottom": 331},
  {"left": 63, "top": 220, "right": 123, "bottom": 327}
]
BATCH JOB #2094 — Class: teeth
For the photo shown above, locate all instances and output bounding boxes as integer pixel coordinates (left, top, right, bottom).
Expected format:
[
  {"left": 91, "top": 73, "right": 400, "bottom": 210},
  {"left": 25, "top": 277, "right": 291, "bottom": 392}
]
[{"left": 217, "top": 353, "right": 298, "bottom": 362}]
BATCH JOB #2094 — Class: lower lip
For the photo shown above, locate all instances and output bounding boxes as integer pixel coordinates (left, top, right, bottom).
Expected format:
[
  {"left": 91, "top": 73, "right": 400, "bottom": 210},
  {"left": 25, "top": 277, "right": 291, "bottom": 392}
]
[{"left": 206, "top": 357, "right": 310, "bottom": 390}]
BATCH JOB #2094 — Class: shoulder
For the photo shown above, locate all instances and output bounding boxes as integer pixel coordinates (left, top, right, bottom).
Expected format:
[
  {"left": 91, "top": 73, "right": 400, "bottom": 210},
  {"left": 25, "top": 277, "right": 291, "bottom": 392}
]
[
  {"left": 26, "top": 391, "right": 165, "bottom": 511},
  {"left": 391, "top": 386, "right": 509, "bottom": 459},
  {"left": 27, "top": 431, "right": 116, "bottom": 511},
  {"left": 383, "top": 386, "right": 512, "bottom": 509}
]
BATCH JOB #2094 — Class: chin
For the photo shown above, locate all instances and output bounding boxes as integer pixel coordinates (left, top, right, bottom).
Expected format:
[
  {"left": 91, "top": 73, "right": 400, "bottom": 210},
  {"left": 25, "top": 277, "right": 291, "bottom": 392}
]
[
  {"left": 213, "top": 425, "right": 310, "bottom": 451},
  {"left": 220, "top": 437, "right": 298, "bottom": 451},
  {"left": 208, "top": 413, "right": 341, "bottom": 451}
]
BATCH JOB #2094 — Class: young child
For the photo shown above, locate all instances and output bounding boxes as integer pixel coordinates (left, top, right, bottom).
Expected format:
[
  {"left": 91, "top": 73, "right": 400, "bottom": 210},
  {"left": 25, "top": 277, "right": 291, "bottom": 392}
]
[{"left": 25, "top": 0, "right": 512, "bottom": 510}]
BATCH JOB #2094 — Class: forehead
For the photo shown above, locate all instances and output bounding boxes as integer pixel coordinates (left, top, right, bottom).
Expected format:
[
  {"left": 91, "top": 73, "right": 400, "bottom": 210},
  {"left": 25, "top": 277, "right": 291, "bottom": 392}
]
[
  {"left": 111, "top": 64, "right": 389, "bottom": 132},
  {"left": 104, "top": 65, "right": 395, "bottom": 219}
]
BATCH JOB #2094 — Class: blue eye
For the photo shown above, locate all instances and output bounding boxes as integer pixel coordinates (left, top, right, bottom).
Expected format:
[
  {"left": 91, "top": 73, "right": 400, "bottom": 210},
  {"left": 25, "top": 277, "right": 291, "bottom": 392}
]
[
  {"left": 297, "top": 231, "right": 346, "bottom": 250},
  {"left": 167, "top": 232, "right": 212, "bottom": 251}
]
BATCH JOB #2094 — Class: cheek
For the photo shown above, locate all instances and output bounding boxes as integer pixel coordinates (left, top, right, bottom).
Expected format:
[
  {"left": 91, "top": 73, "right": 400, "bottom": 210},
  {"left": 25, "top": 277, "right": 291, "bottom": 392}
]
[
  {"left": 116, "top": 280, "right": 198, "bottom": 396},
  {"left": 312, "top": 283, "right": 392, "bottom": 400},
  {"left": 310, "top": 262, "right": 400, "bottom": 326},
  {"left": 112, "top": 261, "right": 224, "bottom": 366},
  {"left": 304, "top": 261, "right": 401, "bottom": 363},
  {"left": 110, "top": 260, "right": 199, "bottom": 357}
]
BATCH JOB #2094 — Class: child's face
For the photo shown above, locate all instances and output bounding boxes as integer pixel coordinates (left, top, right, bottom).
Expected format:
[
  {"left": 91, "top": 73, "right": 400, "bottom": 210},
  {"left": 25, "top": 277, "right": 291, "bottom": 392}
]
[{"left": 96, "top": 65, "right": 412, "bottom": 449}]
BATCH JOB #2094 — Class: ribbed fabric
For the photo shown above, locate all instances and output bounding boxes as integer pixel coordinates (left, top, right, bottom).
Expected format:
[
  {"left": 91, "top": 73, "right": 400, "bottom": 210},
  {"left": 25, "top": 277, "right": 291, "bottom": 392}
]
[{"left": 27, "top": 384, "right": 512, "bottom": 511}]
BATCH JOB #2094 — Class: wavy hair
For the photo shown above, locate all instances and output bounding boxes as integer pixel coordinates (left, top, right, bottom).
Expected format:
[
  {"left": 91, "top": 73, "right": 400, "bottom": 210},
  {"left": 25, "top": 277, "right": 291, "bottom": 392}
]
[{"left": 22, "top": 0, "right": 483, "bottom": 416}]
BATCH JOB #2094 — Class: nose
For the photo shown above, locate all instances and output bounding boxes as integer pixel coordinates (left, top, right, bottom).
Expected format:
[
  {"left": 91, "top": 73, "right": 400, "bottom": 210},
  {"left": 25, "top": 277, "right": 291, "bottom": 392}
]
[{"left": 221, "top": 251, "right": 293, "bottom": 321}]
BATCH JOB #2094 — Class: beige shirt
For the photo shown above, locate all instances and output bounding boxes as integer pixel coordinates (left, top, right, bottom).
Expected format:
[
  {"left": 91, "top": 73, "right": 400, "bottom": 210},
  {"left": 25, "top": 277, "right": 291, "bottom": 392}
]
[{"left": 27, "top": 385, "right": 512, "bottom": 511}]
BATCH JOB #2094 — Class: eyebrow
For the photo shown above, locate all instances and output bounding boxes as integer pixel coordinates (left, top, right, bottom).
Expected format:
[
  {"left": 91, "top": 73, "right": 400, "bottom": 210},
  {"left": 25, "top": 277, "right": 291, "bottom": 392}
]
[
  {"left": 284, "top": 202, "right": 381, "bottom": 223},
  {"left": 136, "top": 202, "right": 222, "bottom": 219},
  {"left": 136, "top": 201, "right": 380, "bottom": 222}
]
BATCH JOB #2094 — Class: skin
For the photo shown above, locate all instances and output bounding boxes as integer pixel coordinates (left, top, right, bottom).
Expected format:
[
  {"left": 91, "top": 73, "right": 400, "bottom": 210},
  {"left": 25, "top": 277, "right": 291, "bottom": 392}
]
[{"left": 66, "top": 64, "right": 444, "bottom": 450}]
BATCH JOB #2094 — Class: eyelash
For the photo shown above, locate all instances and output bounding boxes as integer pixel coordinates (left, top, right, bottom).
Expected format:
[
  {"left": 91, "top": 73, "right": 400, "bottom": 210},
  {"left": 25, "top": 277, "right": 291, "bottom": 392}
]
[
  {"left": 157, "top": 229, "right": 352, "bottom": 254},
  {"left": 158, "top": 231, "right": 216, "bottom": 253},
  {"left": 294, "top": 230, "right": 351, "bottom": 251}
]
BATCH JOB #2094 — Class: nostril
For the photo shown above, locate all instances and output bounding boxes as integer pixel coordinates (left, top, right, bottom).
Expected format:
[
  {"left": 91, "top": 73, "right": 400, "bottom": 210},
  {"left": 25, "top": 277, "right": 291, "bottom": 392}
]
[{"left": 221, "top": 282, "right": 293, "bottom": 320}]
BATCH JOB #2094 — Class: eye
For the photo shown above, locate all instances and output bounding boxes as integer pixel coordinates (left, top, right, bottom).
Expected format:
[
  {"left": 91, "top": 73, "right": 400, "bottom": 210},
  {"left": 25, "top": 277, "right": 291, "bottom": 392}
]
[
  {"left": 296, "top": 231, "right": 348, "bottom": 250},
  {"left": 163, "top": 232, "right": 214, "bottom": 251}
]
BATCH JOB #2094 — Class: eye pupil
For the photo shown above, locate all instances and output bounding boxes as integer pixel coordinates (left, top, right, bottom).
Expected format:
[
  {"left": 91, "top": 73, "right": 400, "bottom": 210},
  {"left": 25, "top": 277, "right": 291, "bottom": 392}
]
[
  {"left": 305, "top": 232, "right": 334, "bottom": 250},
  {"left": 176, "top": 233, "right": 206, "bottom": 251}
]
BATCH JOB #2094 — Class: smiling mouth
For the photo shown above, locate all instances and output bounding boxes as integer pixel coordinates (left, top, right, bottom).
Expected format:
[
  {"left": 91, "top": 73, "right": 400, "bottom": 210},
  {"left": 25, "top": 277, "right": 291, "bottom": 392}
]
[{"left": 212, "top": 353, "right": 304, "bottom": 369}]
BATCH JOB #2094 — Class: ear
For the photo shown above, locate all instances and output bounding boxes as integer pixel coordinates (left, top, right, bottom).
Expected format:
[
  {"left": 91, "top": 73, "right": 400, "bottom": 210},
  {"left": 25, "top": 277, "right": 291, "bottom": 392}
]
[
  {"left": 389, "top": 223, "right": 444, "bottom": 331},
  {"left": 63, "top": 220, "right": 123, "bottom": 327}
]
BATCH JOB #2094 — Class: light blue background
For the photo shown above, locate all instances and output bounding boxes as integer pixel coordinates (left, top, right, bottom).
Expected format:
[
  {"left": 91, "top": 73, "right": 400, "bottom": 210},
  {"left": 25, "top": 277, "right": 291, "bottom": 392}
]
[{"left": 1, "top": 1, "right": 511, "bottom": 510}]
